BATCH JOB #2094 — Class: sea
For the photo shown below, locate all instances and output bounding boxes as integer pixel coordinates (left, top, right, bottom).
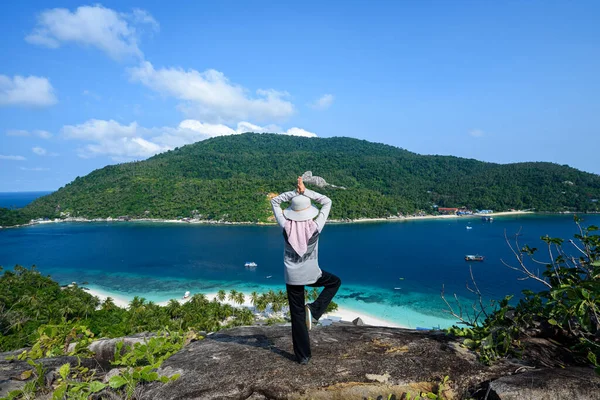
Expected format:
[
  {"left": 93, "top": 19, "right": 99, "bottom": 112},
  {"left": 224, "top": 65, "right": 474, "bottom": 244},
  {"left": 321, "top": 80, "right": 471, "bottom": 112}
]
[
  {"left": 1, "top": 191, "right": 598, "bottom": 329},
  {"left": 0, "top": 191, "right": 51, "bottom": 209}
]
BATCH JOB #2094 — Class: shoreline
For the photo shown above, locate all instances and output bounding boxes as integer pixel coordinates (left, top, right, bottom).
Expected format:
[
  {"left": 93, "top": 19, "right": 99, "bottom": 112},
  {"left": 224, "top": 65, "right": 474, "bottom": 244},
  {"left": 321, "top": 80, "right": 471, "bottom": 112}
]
[
  {"left": 1, "top": 210, "right": 539, "bottom": 230},
  {"left": 83, "top": 287, "right": 408, "bottom": 329}
]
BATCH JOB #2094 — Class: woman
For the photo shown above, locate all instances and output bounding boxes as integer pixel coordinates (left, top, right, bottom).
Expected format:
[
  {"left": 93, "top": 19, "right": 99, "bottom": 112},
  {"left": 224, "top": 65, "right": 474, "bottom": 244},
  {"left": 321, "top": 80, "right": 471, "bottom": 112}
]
[{"left": 270, "top": 176, "right": 342, "bottom": 365}]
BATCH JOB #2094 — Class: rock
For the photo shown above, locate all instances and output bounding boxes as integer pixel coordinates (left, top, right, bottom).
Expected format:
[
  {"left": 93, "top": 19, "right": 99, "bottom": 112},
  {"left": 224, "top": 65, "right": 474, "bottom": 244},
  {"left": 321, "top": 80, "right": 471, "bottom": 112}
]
[
  {"left": 484, "top": 367, "right": 600, "bottom": 400},
  {"left": 88, "top": 335, "right": 152, "bottom": 367},
  {"left": 0, "top": 356, "right": 98, "bottom": 398},
  {"left": 141, "top": 325, "right": 514, "bottom": 399},
  {"left": 102, "top": 368, "right": 123, "bottom": 384},
  {"left": 352, "top": 317, "right": 364, "bottom": 326},
  {"left": 3, "top": 325, "right": 599, "bottom": 400}
]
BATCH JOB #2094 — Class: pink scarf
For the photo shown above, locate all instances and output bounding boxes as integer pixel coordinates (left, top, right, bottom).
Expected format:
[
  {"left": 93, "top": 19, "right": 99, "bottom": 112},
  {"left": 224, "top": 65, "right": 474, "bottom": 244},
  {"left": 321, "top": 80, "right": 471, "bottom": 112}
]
[{"left": 285, "top": 219, "right": 318, "bottom": 257}]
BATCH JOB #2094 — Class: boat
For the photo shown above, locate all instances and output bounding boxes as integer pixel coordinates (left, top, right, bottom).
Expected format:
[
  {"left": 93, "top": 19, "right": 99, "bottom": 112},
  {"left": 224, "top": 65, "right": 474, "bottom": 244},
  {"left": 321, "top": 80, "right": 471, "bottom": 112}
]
[
  {"left": 182, "top": 291, "right": 191, "bottom": 299},
  {"left": 244, "top": 262, "right": 257, "bottom": 268},
  {"left": 265, "top": 275, "right": 272, "bottom": 279},
  {"left": 466, "top": 226, "right": 473, "bottom": 230},
  {"left": 481, "top": 216, "right": 494, "bottom": 222},
  {"left": 465, "top": 255, "right": 485, "bottom": 261},
  {"left": 394, "top": 287, "right": 402, "bottom": 290}
]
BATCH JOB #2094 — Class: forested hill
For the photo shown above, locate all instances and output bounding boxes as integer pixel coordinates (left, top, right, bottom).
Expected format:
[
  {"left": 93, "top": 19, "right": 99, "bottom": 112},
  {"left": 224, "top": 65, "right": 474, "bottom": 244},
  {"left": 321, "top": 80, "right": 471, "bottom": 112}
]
[{"left": 2, "top": 133, "right": 600, "bottom": 226}]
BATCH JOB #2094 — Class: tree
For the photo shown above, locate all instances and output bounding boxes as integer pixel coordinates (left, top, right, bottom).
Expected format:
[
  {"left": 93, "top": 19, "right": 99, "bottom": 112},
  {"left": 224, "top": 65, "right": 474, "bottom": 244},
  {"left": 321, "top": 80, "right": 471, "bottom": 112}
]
[
  {"left": 443, "top": 216, "right": 600, "bottom": 370},
  {"left": 250, "top": 291, "right": 259, "bottom": 309}
]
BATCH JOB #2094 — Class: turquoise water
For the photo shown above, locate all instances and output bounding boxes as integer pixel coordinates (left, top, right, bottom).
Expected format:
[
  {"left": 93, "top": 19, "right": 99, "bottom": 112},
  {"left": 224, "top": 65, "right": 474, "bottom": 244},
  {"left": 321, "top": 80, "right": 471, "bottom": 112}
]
[{"left": 1, "top": 212, "right": 598, "bottom": 328}]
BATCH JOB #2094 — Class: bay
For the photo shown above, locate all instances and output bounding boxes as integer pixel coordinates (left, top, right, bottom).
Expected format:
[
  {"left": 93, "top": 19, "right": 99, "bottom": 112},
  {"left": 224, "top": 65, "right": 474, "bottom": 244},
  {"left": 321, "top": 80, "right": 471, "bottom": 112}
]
[{"left": 1, "top": 214, "right": 598, "bottom": 328}]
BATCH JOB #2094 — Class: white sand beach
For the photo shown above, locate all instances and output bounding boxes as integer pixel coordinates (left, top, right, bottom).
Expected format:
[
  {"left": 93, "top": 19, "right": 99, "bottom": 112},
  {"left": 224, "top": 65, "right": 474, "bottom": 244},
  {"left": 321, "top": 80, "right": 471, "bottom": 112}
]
[{"left": 83, "top": 287, "right": 407, "bottom": 329}]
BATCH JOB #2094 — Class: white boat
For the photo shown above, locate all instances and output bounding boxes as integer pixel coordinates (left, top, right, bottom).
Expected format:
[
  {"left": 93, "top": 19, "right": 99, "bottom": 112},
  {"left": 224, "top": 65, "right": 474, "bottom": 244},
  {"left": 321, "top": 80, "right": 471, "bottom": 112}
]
[
  {"left": 244, "top": 262, "right": 258, "bottom": 268},
  {"left": 466, "top": 226, "right": 473, "bottom": 230},
  {"left": 182, "top": 291, "right": 191, "bottom": 299},
  {"left": 265, "top": 275, "right": 272, "bottom": 279},
  {"left": 394, "top": 287, "right": 402, "bottom": 290}
]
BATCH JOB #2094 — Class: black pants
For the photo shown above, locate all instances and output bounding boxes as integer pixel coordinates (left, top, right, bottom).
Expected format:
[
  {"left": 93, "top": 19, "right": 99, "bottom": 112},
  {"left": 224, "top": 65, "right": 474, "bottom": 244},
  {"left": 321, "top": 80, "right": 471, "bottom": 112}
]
[{"left": 286, "top": 270, "right": 341, "bottom": 361}]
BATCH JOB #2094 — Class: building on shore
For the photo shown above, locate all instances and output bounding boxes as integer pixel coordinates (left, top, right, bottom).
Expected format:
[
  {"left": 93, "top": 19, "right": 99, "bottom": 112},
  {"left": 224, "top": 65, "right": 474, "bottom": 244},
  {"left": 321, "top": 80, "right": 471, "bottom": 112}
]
[{"left": 438, "top": 207, "right": 459, "bottom": 215}]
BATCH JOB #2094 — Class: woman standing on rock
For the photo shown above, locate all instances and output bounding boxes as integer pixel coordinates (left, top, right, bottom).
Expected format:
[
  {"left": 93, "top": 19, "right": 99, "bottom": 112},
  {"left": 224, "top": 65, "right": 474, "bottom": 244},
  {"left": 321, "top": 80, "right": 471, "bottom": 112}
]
[{"left": 270, "top": 176, "right": 342, "bottom": 365}]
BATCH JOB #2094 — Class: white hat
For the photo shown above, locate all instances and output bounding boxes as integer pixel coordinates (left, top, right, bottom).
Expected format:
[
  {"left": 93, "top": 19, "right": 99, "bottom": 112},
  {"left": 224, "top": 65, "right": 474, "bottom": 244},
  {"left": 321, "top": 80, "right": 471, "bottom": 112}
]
[{"left": 283, "top": 195, "right": 319, "bottom": 221}]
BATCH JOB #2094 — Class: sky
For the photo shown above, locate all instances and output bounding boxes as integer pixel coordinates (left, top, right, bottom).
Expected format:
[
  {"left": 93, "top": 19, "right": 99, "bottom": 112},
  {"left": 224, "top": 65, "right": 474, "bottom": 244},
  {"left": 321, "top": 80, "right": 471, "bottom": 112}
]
[{"left": 1, "top": 1, "right": 599, "bottom": 191}]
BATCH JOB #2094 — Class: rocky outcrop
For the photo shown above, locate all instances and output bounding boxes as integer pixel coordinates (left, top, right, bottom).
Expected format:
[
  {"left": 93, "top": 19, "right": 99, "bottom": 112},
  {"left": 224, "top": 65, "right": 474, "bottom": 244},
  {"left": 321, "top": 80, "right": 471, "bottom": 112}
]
[
  {"left": 0, "top": 355, "right": 99, "bottom": 398},
  {"left": 2, "top": 325, "right": 599, "bottom": 399},
  {"left": 140, "top": 324, "right": 600, "bottom": 400}
]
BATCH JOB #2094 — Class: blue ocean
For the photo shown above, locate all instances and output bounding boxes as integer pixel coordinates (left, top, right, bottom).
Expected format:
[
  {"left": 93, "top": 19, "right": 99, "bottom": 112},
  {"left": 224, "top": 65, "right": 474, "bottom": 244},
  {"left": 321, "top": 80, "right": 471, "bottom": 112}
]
[
  {"left": 0, "top": 191, "right": 51, "bottom": 209},
  {"left": 1, "top": 192, "right": 598, "bottom": 328}
]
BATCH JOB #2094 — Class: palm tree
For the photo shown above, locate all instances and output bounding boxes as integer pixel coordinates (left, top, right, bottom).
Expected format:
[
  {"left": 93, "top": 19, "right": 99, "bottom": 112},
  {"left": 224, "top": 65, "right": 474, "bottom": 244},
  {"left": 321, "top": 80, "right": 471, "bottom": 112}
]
[
  {"left": 102, "top": 297, "right": 116, "bottom": 311},
  {"left": 228, "top": 289, "right": 238, "bottom": 303},
  {"left": 165, "top": 299, "right": 182, "bottom": 319},
  {"left": 272, "top": 301, "right": 282, "bottom": 313},
  {"left": 235, "top": 292, "right": 245, "bottom": 307},
  {"left": 129, "top": 296, "right": 146, "bottom": 311},
  {"left": 250, "top": 291, "right": 259, "bottom": 309},
  {"left": 216, "top": 290, "right": 226, "bottom": 303},
  {"left": 190, "top": 293, "right": 207, "bottom": 308},
  {"left": 255, "top": 298, "right": 267, "bottom": 313}
]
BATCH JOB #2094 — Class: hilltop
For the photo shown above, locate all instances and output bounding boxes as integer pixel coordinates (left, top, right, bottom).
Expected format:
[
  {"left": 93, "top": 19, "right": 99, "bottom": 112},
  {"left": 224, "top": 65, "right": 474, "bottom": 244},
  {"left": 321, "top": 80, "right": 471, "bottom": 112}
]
[{"left": 2, "top": 133, "right": 600, "bottom": 226}]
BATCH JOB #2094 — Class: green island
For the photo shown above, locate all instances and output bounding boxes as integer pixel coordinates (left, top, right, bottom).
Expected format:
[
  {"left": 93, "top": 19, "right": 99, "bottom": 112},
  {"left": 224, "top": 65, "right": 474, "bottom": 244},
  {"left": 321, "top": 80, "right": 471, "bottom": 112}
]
[{"left": 1, "top": 133, "right": 599, "bottom": 227}]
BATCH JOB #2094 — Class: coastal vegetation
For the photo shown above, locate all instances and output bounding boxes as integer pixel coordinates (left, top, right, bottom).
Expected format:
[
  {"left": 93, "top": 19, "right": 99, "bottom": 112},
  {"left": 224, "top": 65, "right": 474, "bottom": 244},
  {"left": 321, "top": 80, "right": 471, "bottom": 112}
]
[
  {"left": 0, "top": 265, "right": 337, "bottom": 398},
  {"left": 1, "top": 133, "right": 600, "bottom": 227},
  {"left": 443, "top": 217, "right": 599, "bottom": 373}
]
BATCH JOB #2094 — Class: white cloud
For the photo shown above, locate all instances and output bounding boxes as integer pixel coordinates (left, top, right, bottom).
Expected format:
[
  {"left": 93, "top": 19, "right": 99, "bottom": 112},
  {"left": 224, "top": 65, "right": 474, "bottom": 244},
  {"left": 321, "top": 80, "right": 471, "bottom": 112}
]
[
  {"left": 310, "top": 94, "right": 334, "bottom": 110},
  {"left": 283, "top": 127, "right": 318, "bottom": 137},
  {"left": 25, "top": 5, "right": 158, "bottom": 60},
  {"left": 36, "top": 130, "right": 53, "bottom": 139},
  {"left": 6, "top": 129, "right": 52, "bottom": 138},
  {"left": 32, "top": 147, "right": 47, "bottom": 155},
  {"left": 469, "top": 129, "right": 485, "bottom": 138},
  {"left": 63, "top": 119, "right": 139, "bottom": 141},
  {"left": 0, "top": 155, "right": 26, "bottom": 161},
  {"left": 20, "top": 167, "right": 50, "bottom": 171},
  {"left": 129, "top": 61, "right": 295, "bottom": 123},
  {"left": 32, "top": 146, "right": 58, "bottom": 156},
  {"left": 0, "top": 75, "right": 57, "bottom": 107},
  {"left": 62, "top": 118, "right": 316, "bottom": 160}
]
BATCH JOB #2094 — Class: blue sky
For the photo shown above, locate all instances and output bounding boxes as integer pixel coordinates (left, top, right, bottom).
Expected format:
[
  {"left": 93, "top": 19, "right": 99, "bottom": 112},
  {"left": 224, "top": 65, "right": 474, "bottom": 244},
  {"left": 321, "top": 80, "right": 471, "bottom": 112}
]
[{"left": 1, "top": 1, "right": 599, "bottom": 191}]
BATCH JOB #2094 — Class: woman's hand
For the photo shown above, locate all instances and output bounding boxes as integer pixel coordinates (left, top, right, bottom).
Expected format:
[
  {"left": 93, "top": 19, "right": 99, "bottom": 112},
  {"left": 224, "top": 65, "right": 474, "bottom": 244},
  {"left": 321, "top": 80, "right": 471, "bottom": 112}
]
[{"left": 297, "top": 176, "right": 306, "bottom": 194}]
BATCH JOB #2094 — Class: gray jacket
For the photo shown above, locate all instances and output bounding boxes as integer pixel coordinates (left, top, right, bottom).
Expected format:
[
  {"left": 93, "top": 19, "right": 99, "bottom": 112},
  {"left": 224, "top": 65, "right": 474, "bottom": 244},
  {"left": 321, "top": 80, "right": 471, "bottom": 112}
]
[{"left": 270, "top": 189, "right": 332, "bottom": 285}]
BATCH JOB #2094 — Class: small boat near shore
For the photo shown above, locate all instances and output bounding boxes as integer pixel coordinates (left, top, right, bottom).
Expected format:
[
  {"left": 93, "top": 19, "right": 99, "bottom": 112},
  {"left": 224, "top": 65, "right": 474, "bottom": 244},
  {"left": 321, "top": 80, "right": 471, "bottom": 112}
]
[
  {"left": 465, "top": 254, "right": 484, "bottom": 261},
  {"left": 244, "top": 262, "right": 257, "bottom": 268},
  {"left": 182, "top": 291, "right": 191, "bottom": 299}
]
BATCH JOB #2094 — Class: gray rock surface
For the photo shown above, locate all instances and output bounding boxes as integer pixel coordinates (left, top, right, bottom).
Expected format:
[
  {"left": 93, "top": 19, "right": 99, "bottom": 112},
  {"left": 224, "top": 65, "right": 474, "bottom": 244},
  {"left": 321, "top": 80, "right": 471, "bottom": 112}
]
[
  {"left": 140, "top": 324, "right": 529, "bottom": 400},
  {"left": 352, "top": 317, "right": 364, "bottom": 326},
  {"left": 2, "top": 326, "right": 598, "bottom": 399},
  {"left": 486, "top": 367, "right": 600, "bottom": 400},
  {"left": 0, "top": 355, "right": 99, "bottom": 398}
]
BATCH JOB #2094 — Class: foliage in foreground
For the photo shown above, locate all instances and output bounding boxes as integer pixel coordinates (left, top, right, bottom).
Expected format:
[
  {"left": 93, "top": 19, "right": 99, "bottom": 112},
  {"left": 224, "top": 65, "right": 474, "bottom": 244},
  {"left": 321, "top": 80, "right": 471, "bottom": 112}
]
[
  {"left": 0, "top": 265, "right": 258, "bottom": 352},
  {"left": 444, "top": 217, "right": 599, "bottom": 372},
  {"left": 1, "top": 266, "right": 332, "bottom": 399}
]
